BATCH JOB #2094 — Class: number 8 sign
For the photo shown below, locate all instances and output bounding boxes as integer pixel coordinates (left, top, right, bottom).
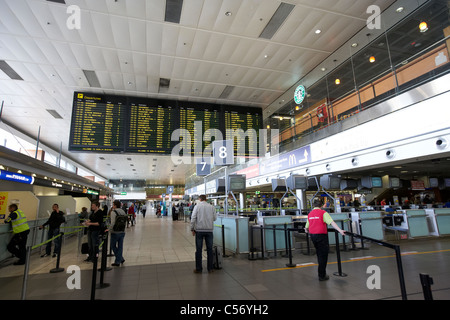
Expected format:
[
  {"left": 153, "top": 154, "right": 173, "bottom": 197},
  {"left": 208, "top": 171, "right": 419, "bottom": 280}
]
[{"left": 213, "top": 140, "right": 234, "bottom": 166}]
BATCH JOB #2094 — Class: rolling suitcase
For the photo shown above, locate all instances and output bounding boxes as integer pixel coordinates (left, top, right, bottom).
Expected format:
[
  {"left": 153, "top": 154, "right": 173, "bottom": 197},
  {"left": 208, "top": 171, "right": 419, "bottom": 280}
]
[{"left": 213, "top": 246, "right": 223, "bottom": 269}]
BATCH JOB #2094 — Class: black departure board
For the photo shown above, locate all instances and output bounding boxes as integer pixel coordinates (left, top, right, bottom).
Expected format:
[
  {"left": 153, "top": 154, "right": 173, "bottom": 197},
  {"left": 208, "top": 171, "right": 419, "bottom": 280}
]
[
  {"left": 127, "top": 99, "right": 175, "bottom": 153},
  {"left": 69, "top": 92, "right": 262, "bottom": 156},
  {"left": 225, "top": 107, "right": 262, "bottom": 158},
  {"left": 69, "top": 92, "right": 126, "bottom": 152},
  {"left": 178, "top": 103, "right": 221, "bottom": 156}
]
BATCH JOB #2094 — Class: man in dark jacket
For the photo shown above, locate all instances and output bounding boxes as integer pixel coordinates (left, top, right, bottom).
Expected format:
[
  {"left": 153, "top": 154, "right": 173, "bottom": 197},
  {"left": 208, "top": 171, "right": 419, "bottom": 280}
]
[{"left": 40, "top": 204, "right": 65, "bottom": 257}]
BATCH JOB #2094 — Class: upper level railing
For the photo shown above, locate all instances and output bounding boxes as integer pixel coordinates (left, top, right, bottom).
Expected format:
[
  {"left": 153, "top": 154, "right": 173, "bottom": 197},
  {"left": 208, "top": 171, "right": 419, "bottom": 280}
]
[{"left": 276, "top": 36, "right": 450, "bottom": 148}]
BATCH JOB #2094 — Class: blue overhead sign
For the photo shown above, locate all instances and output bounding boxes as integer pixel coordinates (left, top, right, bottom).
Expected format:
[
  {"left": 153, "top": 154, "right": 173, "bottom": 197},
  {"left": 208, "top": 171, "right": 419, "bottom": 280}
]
[
  {"left": 196, "top": 158, "right": 211, "bottom": 176},
  {"left": 260, "top": 145, "right": 311, "bottom": 175},
  {"left": 0, "top": 170, "right": 34, "bottom": 185}
]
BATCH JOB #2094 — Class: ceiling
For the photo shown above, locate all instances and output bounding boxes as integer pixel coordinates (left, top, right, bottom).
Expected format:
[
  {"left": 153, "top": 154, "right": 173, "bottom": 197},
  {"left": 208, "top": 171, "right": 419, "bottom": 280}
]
[{"left": 0, "top": 0, "right": 409, "bottom": 185}]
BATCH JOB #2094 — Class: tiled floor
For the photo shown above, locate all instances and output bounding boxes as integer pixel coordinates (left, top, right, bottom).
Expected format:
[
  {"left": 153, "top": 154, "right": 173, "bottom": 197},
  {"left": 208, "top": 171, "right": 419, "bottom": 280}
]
[{"left": 1, "top": 208, "right": 450, "bottom": 301}]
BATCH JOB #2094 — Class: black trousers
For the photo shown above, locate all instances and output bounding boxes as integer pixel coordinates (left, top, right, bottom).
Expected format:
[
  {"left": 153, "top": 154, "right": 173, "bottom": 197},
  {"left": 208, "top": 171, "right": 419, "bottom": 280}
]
[
  {"left": 310, "top": 233, "right": 329, "bottom": 278},
  {"left": 7, "top": 230, "right": 30, "bottom": 263}
]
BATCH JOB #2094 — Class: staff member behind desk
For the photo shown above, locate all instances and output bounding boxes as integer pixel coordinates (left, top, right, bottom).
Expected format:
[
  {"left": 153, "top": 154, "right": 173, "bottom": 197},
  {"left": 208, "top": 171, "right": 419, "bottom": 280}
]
[
  {"left": 4, "top": 204, "right": 30, "bottom": 265},
  {"left": 190, "top": 195, "right": 217, "bottom": 273},
  {"left": 84, "top": 201, "right": 104, "bottom": 262},
  {"left": 305, "top": 199, "right": 346, "bottom": 281}
]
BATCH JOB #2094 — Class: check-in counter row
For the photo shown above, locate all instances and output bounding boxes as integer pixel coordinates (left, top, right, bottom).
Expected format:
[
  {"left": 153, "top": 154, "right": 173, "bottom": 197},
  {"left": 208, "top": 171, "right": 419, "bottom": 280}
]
[
  {"left": 351, "top": 209, "right": 450, "bottom": 240},
  {"left": 212, "top": 209, "right": 450, "bottom": 254}
]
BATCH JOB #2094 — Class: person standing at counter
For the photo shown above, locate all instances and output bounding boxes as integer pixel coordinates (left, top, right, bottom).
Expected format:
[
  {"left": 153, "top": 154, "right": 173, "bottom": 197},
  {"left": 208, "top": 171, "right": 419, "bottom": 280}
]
[
  {"left": 4, "top": 204, "right": 30, "bottom": 265},
  {"left": 305, "top": 198, "right": 346, "bottom": 281},
  {"left": 39, "top": 204, "right": 65, "bottom": 258}
]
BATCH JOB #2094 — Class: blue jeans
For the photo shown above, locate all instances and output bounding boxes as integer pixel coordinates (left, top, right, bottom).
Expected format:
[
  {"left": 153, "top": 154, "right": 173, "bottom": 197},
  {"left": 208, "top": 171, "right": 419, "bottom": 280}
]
[
  {"left": 110, "top": 232, "right": 125, "bottom": 264},
  {"left": 46, "top": 228, "right": 61, "bottom": 255},
  {"left": 195, "top": 232, "right": 213, "bottom": 272}
]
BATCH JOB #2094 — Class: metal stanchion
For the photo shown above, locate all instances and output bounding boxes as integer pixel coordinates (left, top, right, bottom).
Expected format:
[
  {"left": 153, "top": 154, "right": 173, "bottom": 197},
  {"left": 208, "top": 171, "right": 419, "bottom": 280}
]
[
  {"left": 97, "top": 232, "right": 111, "bottom": 289},
  {"left": 420, "top": 273, "right": 434, "bottom": 300},
  {"left": 285, "top": 228, "right": 296, "bottom": 268},
  {"left": 272, "top": 225, "right": 277, "bottom": 257},
  {"left": 331, "top": 229, "right": 347, "bottom": 277},
  {"left": 248, "top": 224, "right": 256, "bottom": 260},
  {"left": 49, "top": 233, "right": 64, "bottom": 273},
  {"left": 90, "top": 245, "right": 99, "bottom": 300},
  {"left": 20, "top": 246, "right": 32, "bottom": 300}
]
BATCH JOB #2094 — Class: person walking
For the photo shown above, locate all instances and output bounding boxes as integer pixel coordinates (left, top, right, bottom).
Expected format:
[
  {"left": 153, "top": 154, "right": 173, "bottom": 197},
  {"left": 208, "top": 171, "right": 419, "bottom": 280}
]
[
  {"left": 110, "top": 200, "right": 127, "bottom": 266},
  {"left": 4, "top": 204, "right": 30, "bottom": 265},
  {"left": 40, "top": 204, "right": 65, "bottom": 257},
  {"left": 190, "top": 195, "right": 217, "bottom": 273},
  {"left": 305, "top": 198, "right": 346, "bottom": 281}
]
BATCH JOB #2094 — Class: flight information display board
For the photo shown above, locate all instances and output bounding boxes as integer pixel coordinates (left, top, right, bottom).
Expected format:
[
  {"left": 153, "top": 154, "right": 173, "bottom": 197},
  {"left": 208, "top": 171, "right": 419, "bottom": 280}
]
[
  {"left": 224, "top": 106, "right": 262, "bottom": 158},
  {"left": 69, "top": 92, "right": 262, "bottom": 156},
  {"left": 69, "top": 92, "right": 126, "bottom": 152},
  {"left": 127, "top": 99, "right": 175, "bottom": 153},
  {"left": 178, "top": 103, "right": 221, "bottom": 156}
]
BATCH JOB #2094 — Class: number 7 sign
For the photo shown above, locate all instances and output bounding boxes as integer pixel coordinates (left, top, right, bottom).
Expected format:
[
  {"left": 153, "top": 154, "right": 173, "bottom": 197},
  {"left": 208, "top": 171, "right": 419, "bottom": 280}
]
[{"left": 196, "top": 157, "right": 211, "bottom": 176}]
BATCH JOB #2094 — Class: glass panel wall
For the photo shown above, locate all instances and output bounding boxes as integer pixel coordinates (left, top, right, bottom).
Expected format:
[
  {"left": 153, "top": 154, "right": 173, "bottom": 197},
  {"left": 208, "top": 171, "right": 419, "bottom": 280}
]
[{"left": 275, "top": 0, "right": 450, "bottom": 148}]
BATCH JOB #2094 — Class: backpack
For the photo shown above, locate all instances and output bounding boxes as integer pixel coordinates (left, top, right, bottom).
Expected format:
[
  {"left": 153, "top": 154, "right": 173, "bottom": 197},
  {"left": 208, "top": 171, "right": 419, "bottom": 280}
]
[{"left": 112, "top": 210, "right": 127, "bottom": 232}]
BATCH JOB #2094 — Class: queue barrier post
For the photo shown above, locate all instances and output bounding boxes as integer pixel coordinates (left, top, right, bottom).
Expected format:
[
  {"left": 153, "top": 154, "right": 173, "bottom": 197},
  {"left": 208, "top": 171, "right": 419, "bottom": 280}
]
[
  {"left": 21, "top": 245, "right": 32, "bottom": 300},
  {"left": 97, "top": 232, "right": 111, "bottom": 289},
  {"left": 330, "top": 229, "right": 347, "bottom": 277},
  {"left": 90, "top": 243, "right": 99, "bottom": 300},
  {"left": 49, "top": 232, "right": 65, "bottom": 273},
  {"left": 419, "top": 273, "right": 434, "bottom": 300}
]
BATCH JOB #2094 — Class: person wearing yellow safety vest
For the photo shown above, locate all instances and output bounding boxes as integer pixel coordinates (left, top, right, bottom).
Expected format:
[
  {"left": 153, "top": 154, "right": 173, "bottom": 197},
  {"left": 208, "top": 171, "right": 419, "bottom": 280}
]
[{"left": 4, "top": 204, "right": 30, "bottom": 265}]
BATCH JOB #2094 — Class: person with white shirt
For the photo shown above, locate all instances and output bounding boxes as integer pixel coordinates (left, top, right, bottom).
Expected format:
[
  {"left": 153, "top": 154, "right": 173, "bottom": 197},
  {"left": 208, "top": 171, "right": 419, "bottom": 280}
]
[{"left": 190, "top": 195, "right": 217, "bottom": 273}]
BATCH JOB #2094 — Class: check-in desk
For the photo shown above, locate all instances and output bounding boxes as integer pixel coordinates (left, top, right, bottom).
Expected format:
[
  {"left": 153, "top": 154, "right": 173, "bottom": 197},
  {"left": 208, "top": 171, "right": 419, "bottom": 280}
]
[
  {"left": 257, "top": 215, "right": 293, "bottom": 253},
  {"left": 213, "top": 214, "right": 249, "bottom": 254},
  {"left": 327, "top": 213, "right": 349, "bottom": 245},
  {"left": 405, "top": 210, "right": 430, "bottom": 238},
  {"left": 351, "top": 211, "right": 384, "bottom": 240},
  {"left": 433, "top": 208, "right": 450, "bottom": 236},
  {"left": 383, "top": 209, "right": 435, "bottom": 239}
]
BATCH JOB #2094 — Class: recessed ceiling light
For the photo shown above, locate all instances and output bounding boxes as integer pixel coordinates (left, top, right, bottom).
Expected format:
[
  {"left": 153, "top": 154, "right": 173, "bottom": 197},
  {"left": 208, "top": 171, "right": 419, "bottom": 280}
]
[
  {"left": 351, "top": 43, "right": 358, "bottom": 48},
  {"left": 396, "top": 7, "right": 404, "bottom": 13},
  {"left": 225, "top": 11, "right": 232, "bottom": 16},
  {"left": 320, "top": 67, "right": 327, "bottom": 72},
  {"left": 315, "top": 29, "right": 321, "bottom": 34}
]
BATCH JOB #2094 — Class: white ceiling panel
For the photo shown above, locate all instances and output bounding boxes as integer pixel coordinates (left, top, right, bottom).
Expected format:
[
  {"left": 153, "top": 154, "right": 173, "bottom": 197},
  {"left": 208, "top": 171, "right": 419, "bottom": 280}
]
[{"left": 0, "top": 0, "right": 403, "bottom": 183}]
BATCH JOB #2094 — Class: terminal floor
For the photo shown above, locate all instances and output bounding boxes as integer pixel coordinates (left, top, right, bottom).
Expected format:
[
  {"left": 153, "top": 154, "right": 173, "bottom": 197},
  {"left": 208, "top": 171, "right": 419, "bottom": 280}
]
[{"left": 1, "top": 210, "right": 450, "bottom": 301}]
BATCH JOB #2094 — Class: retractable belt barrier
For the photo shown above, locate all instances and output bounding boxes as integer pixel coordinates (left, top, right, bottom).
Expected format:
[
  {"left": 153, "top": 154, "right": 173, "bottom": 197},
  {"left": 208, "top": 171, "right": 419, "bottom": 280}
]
[
  {"left": 20, "top": 225, "right": 86, "bottom": 300},
  {"left": 344, "top": 231, "right": 408, "bottom": 300}
]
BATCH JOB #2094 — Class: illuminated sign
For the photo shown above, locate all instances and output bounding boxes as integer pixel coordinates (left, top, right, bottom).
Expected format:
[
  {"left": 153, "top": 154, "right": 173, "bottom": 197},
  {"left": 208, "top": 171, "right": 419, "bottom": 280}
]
[
  {"left": 0, "top": 170, "right": 34, "bottom": 184},
  {"left": 294, "top": 85, "right": 306, "bottom": 105}
]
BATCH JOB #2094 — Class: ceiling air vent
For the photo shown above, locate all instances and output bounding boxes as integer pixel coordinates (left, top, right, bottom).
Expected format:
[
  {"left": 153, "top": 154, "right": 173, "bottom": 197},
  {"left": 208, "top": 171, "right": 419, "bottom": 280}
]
[
  {"left": 165, "top": 0, "right": 183, "bottom": 24},
  {"left": 259, "top": 2, "right": 295, "bottom": 40},
  {"left": 159, "top": 78, "right": 171, "bottom": 93},
  {"left": 0, "top": 60, "right": 23, "bottom": 80},
  {"left": 83, "top": 70, "right": 101, "bottom": 88},
  {"left": 46, "top": 109, "right": 63, "bottom": 119},
  {"left": 219, "top": 86, "right": 235, "bottom": 99}
]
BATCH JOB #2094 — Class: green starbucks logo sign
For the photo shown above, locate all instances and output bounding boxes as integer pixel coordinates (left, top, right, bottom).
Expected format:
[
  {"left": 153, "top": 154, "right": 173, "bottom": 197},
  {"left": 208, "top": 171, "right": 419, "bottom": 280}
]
[{"left": 294, "top": 85, "right": 306, "bottom": 104}]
